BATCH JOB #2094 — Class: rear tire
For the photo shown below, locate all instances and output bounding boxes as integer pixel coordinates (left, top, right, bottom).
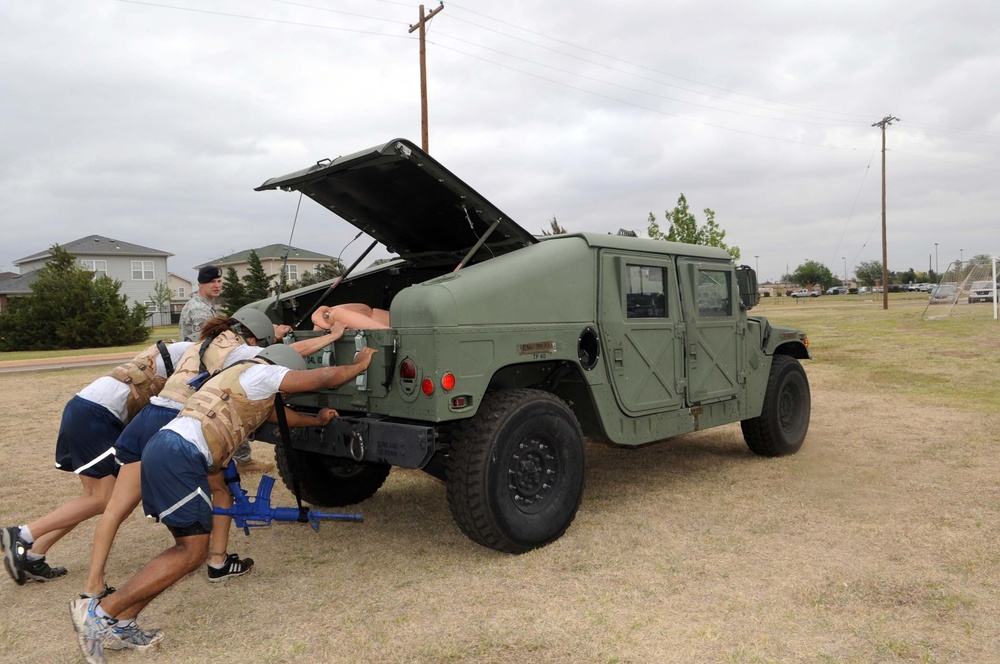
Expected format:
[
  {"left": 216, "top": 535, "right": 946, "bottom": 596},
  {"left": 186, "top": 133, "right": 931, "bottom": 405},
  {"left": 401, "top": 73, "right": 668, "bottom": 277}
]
[
  {"left": 447, "top": 389, "right": 586, "bottom": 554},
  {"left": 275, "top": 446, "right": 390, "bottom": 506},
  {"left": 741, "top": 355, "right": 811, "bottom": 456}
]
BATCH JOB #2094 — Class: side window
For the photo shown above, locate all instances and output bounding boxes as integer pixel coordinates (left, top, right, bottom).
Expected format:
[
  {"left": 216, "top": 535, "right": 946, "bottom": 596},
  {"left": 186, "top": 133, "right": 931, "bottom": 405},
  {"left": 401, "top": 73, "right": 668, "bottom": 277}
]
[
  {"left": 625, "top": 265, "right": 667, "bottom": 318},
  {"left": 696, "top": 269, "right": 733, "bottom": 318},
  {"left": 80, "top": 260, "right": 108, "bottom": 277},
  {"left": 131, "top": 260, "right": 154, "bottom": 280}
]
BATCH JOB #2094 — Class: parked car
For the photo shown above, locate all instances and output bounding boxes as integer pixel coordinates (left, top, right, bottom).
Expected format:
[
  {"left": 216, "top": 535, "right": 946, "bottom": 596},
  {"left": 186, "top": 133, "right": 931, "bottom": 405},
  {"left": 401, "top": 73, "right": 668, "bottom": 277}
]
[
  {"left": 968, "top": 281, "right": 997, "bottom": 304},
  {"left": 929, "top": 284, "right": 958, "bottom": 303},
  {"left": 825, "top": 286, "right": 847, "bottom": 295},
  {"left": 790, "top": 289, "right": 817, "bottom": 298},
  {"left": 858, "top": 286, "right": 870, "bottom": 294}
]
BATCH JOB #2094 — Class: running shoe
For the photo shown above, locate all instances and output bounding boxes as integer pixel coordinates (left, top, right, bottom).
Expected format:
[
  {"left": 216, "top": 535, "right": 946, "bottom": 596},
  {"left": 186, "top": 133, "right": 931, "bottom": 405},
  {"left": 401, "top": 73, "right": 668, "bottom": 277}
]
[
  {"left": 22, "top": 555, "right": 67, "bottom": 582},
  {"left": 207, "top": 552, "right": 254, "bottom": 582},
  {"left": 1, "top": 526, "right": 28, "bottom": 586},
  {"left": 69, "top": 597, "right": 113, "bottom": 664},
  {"left": 107, "top": 619, "right": 165, "bottom": 652}
]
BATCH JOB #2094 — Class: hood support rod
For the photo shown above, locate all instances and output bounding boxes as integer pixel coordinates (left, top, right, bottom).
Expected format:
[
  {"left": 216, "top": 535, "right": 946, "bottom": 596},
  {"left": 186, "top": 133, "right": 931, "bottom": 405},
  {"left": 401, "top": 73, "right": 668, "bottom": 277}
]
[{"left": 293, "top": 239, "right": 379, "bottom": 329}]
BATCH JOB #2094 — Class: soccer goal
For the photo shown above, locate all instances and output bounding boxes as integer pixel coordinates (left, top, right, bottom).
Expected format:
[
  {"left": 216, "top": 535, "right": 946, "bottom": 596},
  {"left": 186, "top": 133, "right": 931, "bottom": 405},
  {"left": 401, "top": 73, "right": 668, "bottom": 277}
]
[{"left": 921, "top": 255, "right": 998, "bottom": 321}]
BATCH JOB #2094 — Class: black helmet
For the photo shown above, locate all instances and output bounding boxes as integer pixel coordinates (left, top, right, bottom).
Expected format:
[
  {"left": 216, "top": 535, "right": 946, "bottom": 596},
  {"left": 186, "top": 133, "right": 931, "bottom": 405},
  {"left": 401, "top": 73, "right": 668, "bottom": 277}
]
[
  {"left": 230, "top": 307, "right": 275, "bottom": 346},
  {"left": 257, "top": 343, "right": 307, "bottom": 371}
]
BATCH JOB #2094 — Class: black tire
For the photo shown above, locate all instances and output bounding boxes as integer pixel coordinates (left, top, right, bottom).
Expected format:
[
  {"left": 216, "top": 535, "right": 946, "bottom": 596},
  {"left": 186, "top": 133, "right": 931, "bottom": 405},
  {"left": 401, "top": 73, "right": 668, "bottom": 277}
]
[
  {"left": 446, "top": 389, "right": 586, "bottom": 554},
  {"left": 275, "top": 446, "right": 390, "bottom": 507},
  {"left": 741, "top": 355, "right": 811, "bottom": 457}
]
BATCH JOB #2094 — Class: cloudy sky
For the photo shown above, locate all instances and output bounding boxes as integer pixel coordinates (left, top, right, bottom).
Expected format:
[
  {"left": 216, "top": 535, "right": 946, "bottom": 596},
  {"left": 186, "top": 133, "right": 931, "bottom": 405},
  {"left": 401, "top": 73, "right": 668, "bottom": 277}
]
[{"left": 2, "top": 0, "right": 997, "bottom": 284}]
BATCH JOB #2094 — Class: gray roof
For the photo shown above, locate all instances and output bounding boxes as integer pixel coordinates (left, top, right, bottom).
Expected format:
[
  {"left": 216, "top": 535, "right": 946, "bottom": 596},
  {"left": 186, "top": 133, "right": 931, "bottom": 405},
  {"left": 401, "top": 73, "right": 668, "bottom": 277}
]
[
  {"left": 197, "top": 243, "right": 334, "bottom": 268},
  {"left": 0, "top": 269, "right": 40, "bottom": 295},
  {"left": 14, "top": 235, "right": 172, "bottom": 265}
]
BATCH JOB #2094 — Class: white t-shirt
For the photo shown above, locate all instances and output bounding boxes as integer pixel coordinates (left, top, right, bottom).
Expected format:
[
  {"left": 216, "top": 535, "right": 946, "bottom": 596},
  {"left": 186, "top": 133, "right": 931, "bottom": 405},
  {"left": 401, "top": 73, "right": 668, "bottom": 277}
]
[
  {"left": 149, "top": 342, "right": 259, "bottom": 410},
  {"left": 77, "top": 341, "right": 195, "bottom": 423},
  {"left": 162, "top": 363, "right": 292, "bottom": 467}
]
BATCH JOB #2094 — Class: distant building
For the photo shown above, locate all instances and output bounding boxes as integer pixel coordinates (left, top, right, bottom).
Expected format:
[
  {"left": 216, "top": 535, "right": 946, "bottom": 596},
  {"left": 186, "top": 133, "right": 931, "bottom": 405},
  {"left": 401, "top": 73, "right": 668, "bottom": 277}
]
[
  {"left": 5, "top": 235, "right": 173, "bottom": 325},
  {"left": 167, "top": 272, "right": 194, "bottom": 324},
  {"left": 197, "top": 244, "right": 336, "bottom": 287}
]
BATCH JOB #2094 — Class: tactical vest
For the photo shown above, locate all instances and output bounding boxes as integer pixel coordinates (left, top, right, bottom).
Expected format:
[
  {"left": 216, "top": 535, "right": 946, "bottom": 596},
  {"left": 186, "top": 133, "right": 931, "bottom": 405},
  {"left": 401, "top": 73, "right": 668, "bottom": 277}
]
[
  {"left": 108, "top": 342, "right": 171, "bottom": 421},
  {"left": 180, "top": 361, "right": 275, "bottom": 472},
  {"left": 156, "top": 330, "right": 244, "bottom": 406}
]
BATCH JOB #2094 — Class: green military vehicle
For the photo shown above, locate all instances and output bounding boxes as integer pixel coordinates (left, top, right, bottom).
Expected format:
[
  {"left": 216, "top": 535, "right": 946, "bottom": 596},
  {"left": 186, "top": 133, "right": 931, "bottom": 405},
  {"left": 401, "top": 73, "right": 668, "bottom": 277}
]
[{"left": 250, "top": 138, "right": 811, "bottom": 554}]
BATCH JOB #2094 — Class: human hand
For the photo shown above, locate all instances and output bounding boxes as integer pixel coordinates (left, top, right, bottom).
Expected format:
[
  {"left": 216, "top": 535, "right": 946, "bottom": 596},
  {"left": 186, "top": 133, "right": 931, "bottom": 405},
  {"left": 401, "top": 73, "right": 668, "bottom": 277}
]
[
  {"left": 316, "top": 408, "right": 339, "bottom": 425},
  {"left": 326, "top": 321, "right": 346, "bottom": 341},
  {"left": 274, "top": 324, "right": 293, "bottom": 340},
  {"left": 353, "top": 346, "right": 378, "bottom": 369}
]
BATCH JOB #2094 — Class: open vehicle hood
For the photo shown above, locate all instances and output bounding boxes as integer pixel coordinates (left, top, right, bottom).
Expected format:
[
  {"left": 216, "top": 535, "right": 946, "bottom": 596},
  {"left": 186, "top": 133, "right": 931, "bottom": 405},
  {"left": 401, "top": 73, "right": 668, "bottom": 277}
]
[{"left": 256, "top": 139, "right": 537, "bottom": 263}]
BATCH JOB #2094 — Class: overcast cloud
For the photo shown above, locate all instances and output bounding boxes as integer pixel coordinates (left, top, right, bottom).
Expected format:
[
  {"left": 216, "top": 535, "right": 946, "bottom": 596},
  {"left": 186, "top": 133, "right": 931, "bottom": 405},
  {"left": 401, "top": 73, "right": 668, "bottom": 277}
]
[{"left": 2, "top": 0, "right": 997, "bottom": 284}]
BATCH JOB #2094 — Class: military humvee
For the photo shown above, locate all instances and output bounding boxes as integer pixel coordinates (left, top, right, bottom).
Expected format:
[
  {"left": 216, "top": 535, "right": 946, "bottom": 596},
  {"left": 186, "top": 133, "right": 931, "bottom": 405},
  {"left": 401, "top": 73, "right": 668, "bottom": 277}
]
[{"left": 250, "top": 138, "right": 811, "bottom": 554}]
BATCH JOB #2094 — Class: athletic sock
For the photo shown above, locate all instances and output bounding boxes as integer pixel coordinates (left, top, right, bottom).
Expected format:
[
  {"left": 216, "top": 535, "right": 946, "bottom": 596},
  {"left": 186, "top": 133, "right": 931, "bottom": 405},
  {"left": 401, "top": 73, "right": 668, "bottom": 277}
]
[
  {"left": 26, "top": 552, "right": 44, "bottom": 561},
  {"left": 18, "top": 525, "right": 34, "bottom": 544}
]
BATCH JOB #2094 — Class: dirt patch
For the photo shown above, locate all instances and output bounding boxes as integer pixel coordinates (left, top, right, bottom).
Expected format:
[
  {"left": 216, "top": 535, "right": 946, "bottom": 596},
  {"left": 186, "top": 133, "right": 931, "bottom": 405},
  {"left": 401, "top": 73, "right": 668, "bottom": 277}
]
[{"left": 1, "top": 361, "right": 999, "bottom": 663}]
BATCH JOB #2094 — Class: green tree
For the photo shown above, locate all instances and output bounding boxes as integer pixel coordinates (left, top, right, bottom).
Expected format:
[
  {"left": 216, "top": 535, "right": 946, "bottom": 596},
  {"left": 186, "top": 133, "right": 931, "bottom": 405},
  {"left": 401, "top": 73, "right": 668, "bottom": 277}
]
[
  {"left": 855, "top": 260, "right": 884, "bottom": 287},
  {"left": 149, "top": 280, "right": 172, "bottom": 325},
  {"left": 0, "top": 245, "right": 148, "bottom": 351},
  {"left": 646, "top": 194, "right": 741, "bottom": 260},
  {"left": 297, "top": 259, "right": 346, "bottom": 288},
  {"left": 220, "top": 251, "right": 275, "bottom": 315},
  {"left": 220, "top": 266, "right": 247, "bottom": 316},
  {"left": 243, "top": 250, "right": 273, "bottom": 303},
  {"left": 791, "top": 260, "right": 836, "bottom": 290},
  {"left": 540, "top": 216, "right": 567, "bottom": 236}
]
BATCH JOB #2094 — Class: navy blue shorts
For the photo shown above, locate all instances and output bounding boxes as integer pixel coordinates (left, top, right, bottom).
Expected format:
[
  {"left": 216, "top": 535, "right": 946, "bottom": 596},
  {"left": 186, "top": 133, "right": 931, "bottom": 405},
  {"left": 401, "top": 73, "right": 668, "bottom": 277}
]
[
  {"left": 140, "top": 431, "right": 213, "bottom": 533},
  {"left": 114, "top": 404, "right": 180, "bottom": 465},
  {"left": 54, "top": 396, "right": 123, "bottom": 478}
]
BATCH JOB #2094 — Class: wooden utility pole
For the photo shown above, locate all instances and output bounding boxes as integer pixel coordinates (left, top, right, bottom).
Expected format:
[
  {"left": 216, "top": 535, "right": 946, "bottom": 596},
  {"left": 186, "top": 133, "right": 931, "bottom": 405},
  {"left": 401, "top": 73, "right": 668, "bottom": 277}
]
[
  {"left": 872, "top": 115, "right": 899, "bottom": 310},
  {"left": 409, "top": 2, "right": 444, "bottom": 153}
]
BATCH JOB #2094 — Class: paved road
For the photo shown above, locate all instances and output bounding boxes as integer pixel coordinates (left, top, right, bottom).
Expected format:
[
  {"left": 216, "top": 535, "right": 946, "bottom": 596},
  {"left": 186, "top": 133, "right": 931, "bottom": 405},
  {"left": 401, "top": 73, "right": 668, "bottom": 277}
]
[{"left": 0, "top": 352, "right": 135, "bottom": 374}]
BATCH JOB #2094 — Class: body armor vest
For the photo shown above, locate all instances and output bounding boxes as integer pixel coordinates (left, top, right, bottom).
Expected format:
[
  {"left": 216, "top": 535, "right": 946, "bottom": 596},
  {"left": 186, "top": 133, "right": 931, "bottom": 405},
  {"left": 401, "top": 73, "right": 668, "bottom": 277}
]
[
  {"left": 156, "top": 331, "right": 244, "bottom": 406},
  {"left": 180, "top": 361, "right": 275, "bottom": 472},
  {"left": 108, "top": 342, "right": 169, "bottom": 421}
]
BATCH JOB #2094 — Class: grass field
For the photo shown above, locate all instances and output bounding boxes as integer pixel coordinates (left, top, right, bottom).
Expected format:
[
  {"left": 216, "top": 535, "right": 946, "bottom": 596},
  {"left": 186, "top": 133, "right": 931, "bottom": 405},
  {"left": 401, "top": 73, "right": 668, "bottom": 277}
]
[{"left": 1, "top": 300, "right": 998, "bottom": 663}]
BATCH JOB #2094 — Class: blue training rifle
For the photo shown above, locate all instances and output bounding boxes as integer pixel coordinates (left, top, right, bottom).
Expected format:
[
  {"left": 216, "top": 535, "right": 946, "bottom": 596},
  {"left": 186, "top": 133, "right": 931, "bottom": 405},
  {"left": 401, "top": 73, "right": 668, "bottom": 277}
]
[{"left": 214, "top": 461, "right": 363, "bottom": 535}]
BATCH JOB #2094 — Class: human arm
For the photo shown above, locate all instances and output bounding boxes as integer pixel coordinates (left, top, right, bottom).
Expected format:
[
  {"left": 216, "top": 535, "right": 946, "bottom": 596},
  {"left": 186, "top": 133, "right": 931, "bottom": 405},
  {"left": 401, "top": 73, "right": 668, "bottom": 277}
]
[
  {"left": 266, "top": 406, "right": 338, "bottom": 427},
  {"left": 277, "top": 346, "right": 377, "bottom": 393},
  {"left": 273, "top": 324, "right": 294, "bottom": 342},
  {"left": 288, "top": 322, "right": 346, "bottom": 356}
]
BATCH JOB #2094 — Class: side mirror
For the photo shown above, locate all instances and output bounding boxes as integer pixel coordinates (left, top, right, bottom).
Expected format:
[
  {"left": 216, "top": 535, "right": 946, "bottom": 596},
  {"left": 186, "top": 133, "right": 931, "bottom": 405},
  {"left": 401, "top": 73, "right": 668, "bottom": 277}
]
[{"left": 735, "top": 265, "right": 759, "bottom": 311}]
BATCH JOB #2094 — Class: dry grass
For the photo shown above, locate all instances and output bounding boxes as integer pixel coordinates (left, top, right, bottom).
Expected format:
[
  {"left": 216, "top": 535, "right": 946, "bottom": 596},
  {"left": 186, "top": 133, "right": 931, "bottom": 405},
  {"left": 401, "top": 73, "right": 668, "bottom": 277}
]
[{"left": 1, "top": 299, "right": 999, "bottom": 663}]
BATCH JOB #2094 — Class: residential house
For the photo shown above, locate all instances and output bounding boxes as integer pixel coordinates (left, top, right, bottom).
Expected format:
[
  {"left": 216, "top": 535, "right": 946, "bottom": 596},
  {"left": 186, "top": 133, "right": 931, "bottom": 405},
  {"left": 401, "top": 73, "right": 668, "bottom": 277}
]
[
  {"left": 6, "top": 235, "right": 173, "bottom": 325},
  {"left": 198, "top": 244, "right": 336, "bottom": 287},
  {"left": 167, "top": 272, "right": 193, "bottom": 323}
]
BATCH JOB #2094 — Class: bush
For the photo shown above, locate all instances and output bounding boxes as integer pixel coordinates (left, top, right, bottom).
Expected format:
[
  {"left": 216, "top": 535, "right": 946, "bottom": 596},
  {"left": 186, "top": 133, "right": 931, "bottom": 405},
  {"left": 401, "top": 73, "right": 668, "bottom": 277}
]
[{"left": 0, "top": 245, "right": 149, "bottom": 351}]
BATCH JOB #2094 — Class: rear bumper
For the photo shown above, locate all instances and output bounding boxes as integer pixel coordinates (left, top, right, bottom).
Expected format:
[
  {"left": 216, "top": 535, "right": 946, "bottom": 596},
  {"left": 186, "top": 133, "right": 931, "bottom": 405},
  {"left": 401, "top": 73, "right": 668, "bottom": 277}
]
[{"left": 255, "top": 417, "right": 437, "bottom": 469}]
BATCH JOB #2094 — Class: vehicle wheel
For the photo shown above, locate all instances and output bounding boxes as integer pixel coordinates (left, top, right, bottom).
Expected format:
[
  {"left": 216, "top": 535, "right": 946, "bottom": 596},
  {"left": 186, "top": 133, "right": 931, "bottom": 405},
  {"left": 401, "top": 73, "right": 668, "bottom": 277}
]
[
  {"left": 741, "top": 355, "right": 811, "bottom": 457},
  {"left": 275, "top": 446, "right": 390, "bottom": 506},
  {"left": 447, "top": 389, "right": 586, "bottom": 554}
]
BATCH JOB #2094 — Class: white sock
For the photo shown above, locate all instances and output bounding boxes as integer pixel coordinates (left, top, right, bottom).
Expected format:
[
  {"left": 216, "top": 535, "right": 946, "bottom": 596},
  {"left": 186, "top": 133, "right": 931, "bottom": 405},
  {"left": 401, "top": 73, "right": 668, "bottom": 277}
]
[
  {"left": 18, "top": 525, "right": 34, "bottom": 544},
  {"left": 95, "top": 605, "right": 114, "bottom": 621},
  {"left": 26, "top": 552, "right": 44, "bottom": 561}
]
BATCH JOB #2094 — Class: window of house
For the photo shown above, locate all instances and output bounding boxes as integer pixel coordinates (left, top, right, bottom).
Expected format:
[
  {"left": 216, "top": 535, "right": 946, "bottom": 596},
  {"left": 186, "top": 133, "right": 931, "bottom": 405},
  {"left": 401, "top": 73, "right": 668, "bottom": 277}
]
[
  {"left": 144, "top": 300, "right": 158, "bottom": 313},
  {"left": 132, "top": 261, "right": 154, "bottom": 280},
  {"left": 625, "top": 265, "right": 667, "bottom": 318},
  {"left": 177, "top": 287, "right": 185, "bottom": 298},
  {"left": 80, "top": 260, "right": 108, "bottom": 277},
  {"left": 283, "top": 265, "right": 298, "bottom": 282}
]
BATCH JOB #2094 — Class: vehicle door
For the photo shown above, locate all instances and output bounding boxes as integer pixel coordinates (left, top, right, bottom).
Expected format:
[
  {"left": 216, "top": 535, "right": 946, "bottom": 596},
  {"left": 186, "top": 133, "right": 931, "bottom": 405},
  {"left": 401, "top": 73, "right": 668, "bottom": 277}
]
[
  {"left": 599, "top": 252, "right": 684, "bottom": 415},
  {"left": 677, "top": 259, "right": 743, "bottom": 405}
]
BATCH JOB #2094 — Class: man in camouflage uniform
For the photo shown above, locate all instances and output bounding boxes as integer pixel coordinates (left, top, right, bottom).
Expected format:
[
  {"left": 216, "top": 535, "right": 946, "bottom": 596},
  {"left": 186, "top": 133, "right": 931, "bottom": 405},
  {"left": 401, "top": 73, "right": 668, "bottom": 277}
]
[{"left": 179, "top": 265, "right": 223, "bottom": 342}]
